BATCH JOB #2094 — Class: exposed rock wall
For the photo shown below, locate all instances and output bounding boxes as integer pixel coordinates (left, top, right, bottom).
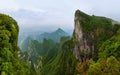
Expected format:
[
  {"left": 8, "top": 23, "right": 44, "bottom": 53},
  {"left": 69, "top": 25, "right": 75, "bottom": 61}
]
[
  {"left": 73, "top": 10, "right": 94, "bottom": 61},
  {"left": 72, "top": 9, "right": 116, "bottom": 62}
]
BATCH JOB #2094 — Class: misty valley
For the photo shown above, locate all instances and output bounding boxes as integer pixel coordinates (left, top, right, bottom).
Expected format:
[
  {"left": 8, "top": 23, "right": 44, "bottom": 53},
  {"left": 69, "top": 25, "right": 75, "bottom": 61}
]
[
  {"left": 0, "top": 10, "right": 120, "bottom": 75},
  {"left": 18, "top": 28, "right": 70, "bottom": 75}
]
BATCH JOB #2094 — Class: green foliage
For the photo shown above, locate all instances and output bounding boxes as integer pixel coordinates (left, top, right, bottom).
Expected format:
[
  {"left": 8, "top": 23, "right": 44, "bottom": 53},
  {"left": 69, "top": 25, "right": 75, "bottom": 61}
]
[
  {"left": 87, "top": 56, "right": 120, "bottom": 75},
  {"left": 59, "top": 47, "right": 77, "bottom": 75},
  {"left": 74, "top": 10, "right": 120, "bottom": 61},
  {"left": 73, "top": 10, "right": 120, "bottom": 75},
  {"left": 76, "top": 56, "right": 120, "bottom": 75},
  {"left": 76, "top": 10, "right": 113, "bottom": 32},
  {"left": 41, "top": 37, "right": 75, "bottom": 75},
  {"left": 76, "top": 59, "right": 89, "bottom": 75},
  {"left": 99, "top": 29, "right": 120, "bottom": 60},
  {"left": 16, "top": 10, "right": 120, "bottom": 75},
  {"left": 75, "top": 10, "right": 90, "bottom": 23},
  {"left": 76, "top": 28, "right": 120, "bottom": 75},
  {"left": 0, "top": 14, "right": 32, "bottom": 75}
]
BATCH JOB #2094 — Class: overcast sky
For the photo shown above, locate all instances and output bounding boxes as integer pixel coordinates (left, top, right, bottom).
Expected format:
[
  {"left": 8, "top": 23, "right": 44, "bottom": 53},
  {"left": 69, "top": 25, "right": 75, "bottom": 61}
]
[{"left": 0, "top": 0, "right": 120, "bottom": 32}]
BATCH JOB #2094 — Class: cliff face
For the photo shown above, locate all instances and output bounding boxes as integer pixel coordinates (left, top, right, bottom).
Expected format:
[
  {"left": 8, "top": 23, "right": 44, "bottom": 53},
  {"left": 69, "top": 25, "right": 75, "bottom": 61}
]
[
  {"left": 53, "top": 10, "right": 120, "bottom": 75},
  {"left": 35, "top": 10, "right": 120, "bottom": 75},
  {"left": 73, "top": 10, "right": 94, "bottom": 61},
  {"left": 72, "top": 10, "right": 117, "bottom": 61}
]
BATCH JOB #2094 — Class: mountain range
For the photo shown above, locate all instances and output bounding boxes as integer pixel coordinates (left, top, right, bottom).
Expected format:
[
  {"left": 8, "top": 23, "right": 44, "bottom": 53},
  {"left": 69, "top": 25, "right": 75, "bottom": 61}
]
[
  {"left": 18, "top": 28, "right": 68, "bottom": 48},
  {"left": 1, "top": 9, "right": 120, "bottom": 75}
]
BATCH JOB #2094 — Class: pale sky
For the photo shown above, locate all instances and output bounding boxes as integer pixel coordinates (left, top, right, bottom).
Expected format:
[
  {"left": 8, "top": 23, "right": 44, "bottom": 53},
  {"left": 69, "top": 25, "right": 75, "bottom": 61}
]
[{"left": 0, "top": 0, "right": 120, "bottom": 31}]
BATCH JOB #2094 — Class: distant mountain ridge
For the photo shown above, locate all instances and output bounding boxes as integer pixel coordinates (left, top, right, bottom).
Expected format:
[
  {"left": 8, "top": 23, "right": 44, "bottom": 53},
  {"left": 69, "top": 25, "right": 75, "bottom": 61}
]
[
  {"left": 19, "top": 28, "right": 69, "bottom": 52},
  {"left": 29, "top": 28, "right": 68, "bottom": 42},
  {"left": 41, "top": 10, "right": 120, "bottom": 75},
  {"left": 19, "top": 28, "right": 68, "bottom": 48}
]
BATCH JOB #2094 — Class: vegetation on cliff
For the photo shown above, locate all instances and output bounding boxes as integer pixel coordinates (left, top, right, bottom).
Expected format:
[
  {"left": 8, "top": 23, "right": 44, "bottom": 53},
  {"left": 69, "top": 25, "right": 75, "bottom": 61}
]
[
  {"left": 42, "top": 10, "right": 120, "bottom": 75},
  {"left": 1, "top": 9, "right": 120, "bottom": 75},
  {"left": 0, "top": 14, "right": 32, "bottom": 75},
  {"left": 74, "top": 10, "right": 120, "bottom": 75},
  {"left": 76, "top": 32, "right": 120, "bottom": 75}
]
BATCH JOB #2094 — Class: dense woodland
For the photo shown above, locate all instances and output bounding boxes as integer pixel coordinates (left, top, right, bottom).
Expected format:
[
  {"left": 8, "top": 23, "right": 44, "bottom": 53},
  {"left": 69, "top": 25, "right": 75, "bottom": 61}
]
[
  {"left": 0, "top": 10, "right": 120, "bottom": 75},
  {"left": 0, "top": 14, "right": 33, "bottom": 75}
]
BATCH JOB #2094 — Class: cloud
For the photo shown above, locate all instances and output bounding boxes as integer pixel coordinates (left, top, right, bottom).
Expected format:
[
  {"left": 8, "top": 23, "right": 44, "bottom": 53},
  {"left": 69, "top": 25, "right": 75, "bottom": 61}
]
[
  {"left": 0, "top": 0, "right": 19, "bottom": 11},
  {"left": 0, "top": 0, "right": 120, "bottom": 32},
  {"left": 5, "top": 8, "right": 46, "bottom": 27}
]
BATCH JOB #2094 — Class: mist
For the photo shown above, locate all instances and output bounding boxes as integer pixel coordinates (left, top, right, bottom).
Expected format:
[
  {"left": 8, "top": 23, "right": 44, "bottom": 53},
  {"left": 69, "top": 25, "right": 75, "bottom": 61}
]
[{"left": 0, "top": 0, "right": 120, "bottom": 33}]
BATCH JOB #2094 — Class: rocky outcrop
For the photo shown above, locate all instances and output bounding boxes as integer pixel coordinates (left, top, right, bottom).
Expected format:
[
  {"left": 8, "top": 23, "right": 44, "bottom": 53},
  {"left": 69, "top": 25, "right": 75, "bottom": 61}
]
[
  {"left": 73, "top": 10, "right": 93, "bottom": 61},
  {"left": 72, "top": 10, "right": 115, "bottom": 61}
]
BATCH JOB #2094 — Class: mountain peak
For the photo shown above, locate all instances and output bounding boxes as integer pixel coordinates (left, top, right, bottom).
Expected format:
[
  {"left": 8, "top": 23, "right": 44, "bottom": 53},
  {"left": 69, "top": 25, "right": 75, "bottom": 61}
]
[
  {"left": 55, "top": 28, "right": 65, "bottom": 33},
  {"left": 75, "top": 10, "right": 90, "bottom": 21},
  {"left": 56, "top": 28, "right": 63, "bottom": 31}
]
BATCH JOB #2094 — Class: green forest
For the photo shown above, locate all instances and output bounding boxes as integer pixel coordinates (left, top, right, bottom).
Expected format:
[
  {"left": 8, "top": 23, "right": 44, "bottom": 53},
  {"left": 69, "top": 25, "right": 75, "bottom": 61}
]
[
  {"left": 0, "top": 9, "right": 120, "bottom": 75},
  {"left": 0, "top": 14, "right": 33, "bottom": 75}
]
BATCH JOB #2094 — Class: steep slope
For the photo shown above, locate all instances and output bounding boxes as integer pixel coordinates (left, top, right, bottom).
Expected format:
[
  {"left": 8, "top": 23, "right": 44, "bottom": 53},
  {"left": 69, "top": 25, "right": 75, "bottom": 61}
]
[
  {"left": 72, "top": 10, "right": 118, "bottom": 61},
  {"left": 18, "top": 28, "right": 67, "bottom": 48},
  {"left": 19, "top": 37, "right": 69, "bottom": 75},
  {"left": 43, "top": 10, "right": 120, "bottom": 75},
  {"left": 76, "top": 28, "right": 120, "bottom": 75},
  {"left": 19, "top": 28, "right": 68, "bottom": 52},
  {"left": 99, "top": 29, "right": 120, "bottom": 60},
  {"left": 68, "top": 10, "right": 120, "bottom": 74},
  {"left": 19, "top": 28, "right": 69, "bottom": 62},
  {"left": 42, "top": 36, "right": 72, "bottom": 75},
  {"left": 0, "top": 14, "right": 32, "bottom": 75}
]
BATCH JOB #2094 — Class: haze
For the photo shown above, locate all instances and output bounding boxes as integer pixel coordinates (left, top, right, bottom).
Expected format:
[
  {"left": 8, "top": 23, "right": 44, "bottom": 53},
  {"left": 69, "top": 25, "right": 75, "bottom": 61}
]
[{"left": 0, "top": 0, "right": 120, "bottom": 32}]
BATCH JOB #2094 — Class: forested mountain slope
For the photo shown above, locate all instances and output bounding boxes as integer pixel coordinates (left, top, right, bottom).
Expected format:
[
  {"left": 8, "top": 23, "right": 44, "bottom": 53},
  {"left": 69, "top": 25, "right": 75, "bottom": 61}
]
[
  {"left": 1, "top": 9, "right": 120, "bottom": 75},
  {"left": 42, "top": 10, "right": 120, "bottom": 75},
  {"left": 0, "top": 14, "right": 33, "bottom": 75}
]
